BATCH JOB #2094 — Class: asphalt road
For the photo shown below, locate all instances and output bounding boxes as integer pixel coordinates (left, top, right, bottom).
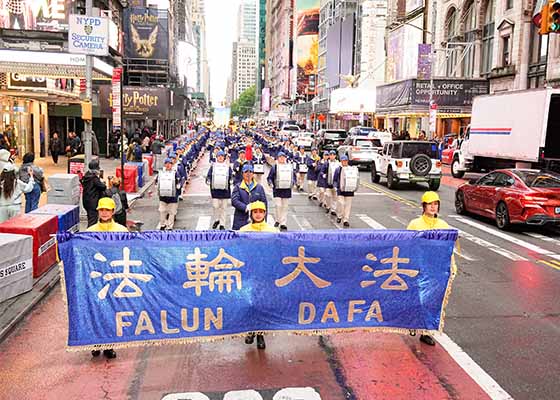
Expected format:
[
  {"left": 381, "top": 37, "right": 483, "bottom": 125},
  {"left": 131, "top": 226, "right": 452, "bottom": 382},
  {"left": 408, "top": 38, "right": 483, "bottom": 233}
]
[{"left": 1, "top": 155, "right": 559, "bottom": 400}]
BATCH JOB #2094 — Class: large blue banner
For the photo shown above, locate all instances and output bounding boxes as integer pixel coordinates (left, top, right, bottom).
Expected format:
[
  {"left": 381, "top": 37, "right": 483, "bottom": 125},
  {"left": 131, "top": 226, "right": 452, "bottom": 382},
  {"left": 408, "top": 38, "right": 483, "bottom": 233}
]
[{"left": 57, "top": 230, "right": 457, "bottom": 350}]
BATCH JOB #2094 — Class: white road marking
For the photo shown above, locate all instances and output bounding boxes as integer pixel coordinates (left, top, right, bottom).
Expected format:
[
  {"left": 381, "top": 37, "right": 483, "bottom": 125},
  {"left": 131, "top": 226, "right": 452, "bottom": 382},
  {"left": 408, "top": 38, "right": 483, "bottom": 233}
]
[
  {"left": 299, "top": 216, "right": 314, "bottom": 230},
  {"left": 435, "top": 333, "right": 514, "bottom": 400},
  {"left": 524, "top": 231, "right": 560, "bottom": 246},
  {"left": 195, "top": 216, "right": 211, "bottom": 230},
  {"left": 356, "top": 214, "right": 386, "bottom": 229},
  {"left": 451, "top": 216, "right": 557, "bottom": 257},
  {"left": 161, "top": 393, "right": 210, "bottom": 400},
  {"left": 224, "top": 390, "right": 264, "bottom": 400},
  {"left": 273, "top": 387, "right": 322, "bottom": 400}
]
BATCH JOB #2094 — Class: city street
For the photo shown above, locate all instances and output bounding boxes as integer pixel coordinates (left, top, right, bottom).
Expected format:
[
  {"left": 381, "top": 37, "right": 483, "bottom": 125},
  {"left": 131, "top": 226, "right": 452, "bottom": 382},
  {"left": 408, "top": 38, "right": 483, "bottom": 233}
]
[{"left": 1, "top": 155, "right": 559, "bottom": 400}]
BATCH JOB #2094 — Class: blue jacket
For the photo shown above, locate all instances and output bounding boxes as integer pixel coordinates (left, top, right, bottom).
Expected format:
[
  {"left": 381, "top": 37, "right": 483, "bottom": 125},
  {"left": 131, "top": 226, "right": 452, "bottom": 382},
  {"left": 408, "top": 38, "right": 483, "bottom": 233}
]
[
  {"left": 333, "top": 165, "right": 355, "bottom": 197},
  {"left": 267, "top": 164, "right": 294, "bottom": 198},
  {"left": 317, "top": 160, "right": 329, "bottom": 188},
  {"left": 231, "top": 179, "right": 268, "bottom": 230},
  {"left": 232, "top": 159, "right": 248, "bottom": 185},
  {"left": 206, "top": 164, "right": 232, "bottom": 199},
  {"left": 306, "top": 155, "right": 320, "bottom": 181}
]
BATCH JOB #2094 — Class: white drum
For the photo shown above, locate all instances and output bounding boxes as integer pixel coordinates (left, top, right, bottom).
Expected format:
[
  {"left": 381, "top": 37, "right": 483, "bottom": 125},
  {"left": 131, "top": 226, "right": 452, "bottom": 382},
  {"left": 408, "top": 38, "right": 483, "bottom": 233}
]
[
  {"left": 275, "top": 163, "right": 293, "bottom": 189},
  {"left": 327, "top": 161, "right": 340, "bottom": 186},
  {"left": 341, "top": 166, "right": 359, "bottom": 192},
  {"left": 211, "top": 163, "right": 229, "bottom": 190},
  {"left": 298, "top": 164, "right": 308, "bottom": 173},
  {"left": 159, "top": 170, "right": 176, "bottom": 197},
  {"left": 253, "top": 163, "right": 265, "bottom": 174}
]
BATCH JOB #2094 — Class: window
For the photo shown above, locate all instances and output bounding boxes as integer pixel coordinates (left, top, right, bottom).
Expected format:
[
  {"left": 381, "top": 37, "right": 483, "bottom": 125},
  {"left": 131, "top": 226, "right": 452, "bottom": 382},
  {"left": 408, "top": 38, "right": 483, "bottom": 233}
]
[
  {"left": 477, "top": 172, "right": 498, "bottom": 186},
  {"left": 506, "top": 0, "right": 513, "bottom": 10},
  {"left": 445, "top": 7, "right": 459, "bottom": 77},
  {"left": 482, "top": 0, "right": 495, "bottom": 74},
  {"left": 463, "top": 2, "right": 477, "bottom": 77},
  {"left": 494, "top": 173, "right": 515, "bottom": 187},
  {"left": 501, "top": 36, "right": 510, "bottom": 66}
]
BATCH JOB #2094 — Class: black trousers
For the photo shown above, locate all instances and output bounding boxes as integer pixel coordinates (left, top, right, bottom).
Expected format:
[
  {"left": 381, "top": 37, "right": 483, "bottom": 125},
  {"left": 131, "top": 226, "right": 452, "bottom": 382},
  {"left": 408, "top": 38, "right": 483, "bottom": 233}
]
[{"left": 86, "top": 210, "right": 98, "bottom": 227}]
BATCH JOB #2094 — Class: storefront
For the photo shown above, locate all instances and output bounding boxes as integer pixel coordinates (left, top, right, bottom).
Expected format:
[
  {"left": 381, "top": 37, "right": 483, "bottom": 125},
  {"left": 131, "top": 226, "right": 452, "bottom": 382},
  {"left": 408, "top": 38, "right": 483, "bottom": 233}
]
[
  {"left": 376, "top": 78, "right": 489, "bottom": 138},
  {"left": 0, "top": 50, "right": 113, "bottom": 157},
  {"left": 329, "top": 87, "right": 377, "bottom": 130}
]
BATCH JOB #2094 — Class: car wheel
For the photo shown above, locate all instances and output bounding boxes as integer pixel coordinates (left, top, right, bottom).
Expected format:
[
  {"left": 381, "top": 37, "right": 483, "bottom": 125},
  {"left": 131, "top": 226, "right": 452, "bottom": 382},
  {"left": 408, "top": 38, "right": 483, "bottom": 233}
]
[
  {"left": 451, "top": 159, "right": 465, "bottom": 179},
  {"left": 496, "top": 202, "right": 511, "bottom": 230},
  {"left": 371, "top": 163, "right": 380, "bottom": 183},
  {"left": 387, "top": 167, "right": 398, "bottom": 189},
  {"left": 410, "top": 154, "right": 432, "bottom": 176},
  {"left": 428, "top": 178, "right": 441, "bottom": 191},
  {"left": 455, "top": 190, "right": 467, "bottom": 214}
]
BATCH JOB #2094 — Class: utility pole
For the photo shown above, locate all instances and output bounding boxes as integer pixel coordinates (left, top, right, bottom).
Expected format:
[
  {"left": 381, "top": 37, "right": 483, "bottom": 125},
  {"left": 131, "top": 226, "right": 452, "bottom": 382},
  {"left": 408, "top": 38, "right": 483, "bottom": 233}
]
[
  {"left": 83, "top": 0, "right": 94, "bottom": 171},
  {"left": 428, "top": 0, "right": 437, "bottom": 140}
]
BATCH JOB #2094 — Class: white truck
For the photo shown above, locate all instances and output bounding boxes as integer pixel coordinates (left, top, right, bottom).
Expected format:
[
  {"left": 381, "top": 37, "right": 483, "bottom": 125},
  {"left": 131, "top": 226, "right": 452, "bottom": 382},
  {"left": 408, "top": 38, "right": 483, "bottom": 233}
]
[{"left": 451, "top": 88, "right": 560, "bottom": 178}]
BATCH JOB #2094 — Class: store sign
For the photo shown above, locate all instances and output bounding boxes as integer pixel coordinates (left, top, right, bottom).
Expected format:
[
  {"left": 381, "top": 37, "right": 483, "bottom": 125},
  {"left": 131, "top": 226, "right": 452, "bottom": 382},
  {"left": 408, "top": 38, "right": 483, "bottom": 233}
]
[
  {"left": 112, "top": 68, "right": 122, "bottom": 128},
  {"left": 68, "top": 15, "right": 109, "bottom": 56},
  {"left": 123, "top": 87, "right": 169, "bottom": 119},
  {"left": 123, "top": 8, "right": 169, "bottom": 60},
  {"left": 8, "top": 74, "right": 47, "bottom": 89},
  {"left": 4, "top": 0, "right": 70, "bottom": 32}
]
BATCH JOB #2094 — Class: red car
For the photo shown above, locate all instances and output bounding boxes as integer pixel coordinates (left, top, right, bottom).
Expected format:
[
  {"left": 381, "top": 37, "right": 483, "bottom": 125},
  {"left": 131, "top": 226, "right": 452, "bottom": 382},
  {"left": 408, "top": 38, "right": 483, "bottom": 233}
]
[
  {"left": 455, "top": 169, "right": 560, "bottom": 229},
  {"left": 441, "top": 139, "right": 461, "bottom": 165}
]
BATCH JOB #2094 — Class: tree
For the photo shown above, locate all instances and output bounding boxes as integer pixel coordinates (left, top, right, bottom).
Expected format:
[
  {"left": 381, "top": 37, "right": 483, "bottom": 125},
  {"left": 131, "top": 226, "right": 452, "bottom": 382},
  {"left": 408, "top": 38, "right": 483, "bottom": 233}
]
[{"left": 231, "top": 86, "right": 256, "bottom": 117}]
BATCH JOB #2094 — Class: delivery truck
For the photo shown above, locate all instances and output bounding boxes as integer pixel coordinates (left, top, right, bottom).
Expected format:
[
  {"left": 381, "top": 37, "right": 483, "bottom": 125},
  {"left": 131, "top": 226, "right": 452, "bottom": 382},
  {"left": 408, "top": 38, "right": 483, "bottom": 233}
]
[{"left": 451, "top": 88, "right": 560, "bottom": 178}]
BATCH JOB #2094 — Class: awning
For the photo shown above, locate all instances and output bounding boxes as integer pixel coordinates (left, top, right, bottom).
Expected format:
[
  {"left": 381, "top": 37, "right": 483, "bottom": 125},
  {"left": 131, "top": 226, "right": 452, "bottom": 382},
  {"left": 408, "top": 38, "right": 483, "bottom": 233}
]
[
  {"left": 0, "top": 50, "right": 113, "bottom": 80},
  {"left": 329, "top": 87, "right": 376, "bottom": 114},
  {"left": 381, "top": 112, "right": 471, "bottom": 119}
]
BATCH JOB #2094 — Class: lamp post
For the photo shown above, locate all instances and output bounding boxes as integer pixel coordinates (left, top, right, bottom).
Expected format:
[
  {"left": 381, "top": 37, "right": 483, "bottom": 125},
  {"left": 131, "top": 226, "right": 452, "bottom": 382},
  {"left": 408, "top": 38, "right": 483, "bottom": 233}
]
[{"left": 428, "top": 0, "right": 438, "bottom": 140}]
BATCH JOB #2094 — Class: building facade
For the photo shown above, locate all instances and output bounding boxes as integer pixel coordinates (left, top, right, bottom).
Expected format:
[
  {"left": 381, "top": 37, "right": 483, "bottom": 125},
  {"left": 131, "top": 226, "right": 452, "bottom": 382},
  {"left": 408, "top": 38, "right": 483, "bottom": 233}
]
[{"left": 230, "top": 0, "right": 258, "bottom": 102}]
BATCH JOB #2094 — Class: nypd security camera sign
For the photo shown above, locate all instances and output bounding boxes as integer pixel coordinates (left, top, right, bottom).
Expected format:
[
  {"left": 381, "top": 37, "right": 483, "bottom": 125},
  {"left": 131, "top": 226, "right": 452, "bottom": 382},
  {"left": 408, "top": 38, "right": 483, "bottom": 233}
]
[{"left": 69, "top": 15, "right": 109, "bottom": 56}]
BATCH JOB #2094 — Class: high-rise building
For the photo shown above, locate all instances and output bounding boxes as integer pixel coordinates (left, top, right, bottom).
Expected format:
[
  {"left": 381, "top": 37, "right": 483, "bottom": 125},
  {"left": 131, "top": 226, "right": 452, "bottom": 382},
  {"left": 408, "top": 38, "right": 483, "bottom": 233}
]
[
  {"left": 191, "top": 0, "right": 211, "bottom": 103},
  {"left": 230, "top": 0, "right": 258, "bottom": 102},
  {"left": 256, "top": 0, "right": 267, "bottom": 111}
]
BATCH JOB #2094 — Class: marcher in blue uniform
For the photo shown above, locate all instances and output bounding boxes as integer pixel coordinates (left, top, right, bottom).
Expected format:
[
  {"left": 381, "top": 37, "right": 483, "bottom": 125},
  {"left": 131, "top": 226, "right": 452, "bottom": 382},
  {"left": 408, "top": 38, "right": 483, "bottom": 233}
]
[
  {"left": 231, "top": 164, "right": 268, "bottom": 230},
  {"left": 267, "top": 152, "right": 295, "bottom": 231},
  {"left": 332, "top": 155, "right": 355, "bottom": 227},
  {"left": 206, "top": 150, "right": 232, "bottom": 230},
  {"left": 294, "top": 146, "right": 307, "bottom": 191},
  {"left": 252, "top": 145, "right": 266, "bottom": 184},
  {"left": 232, "top": 149, "right": 248, "bottom": 185},
  {"left": 317, "top": 151, "right": 329, "bottom": 208},
  {"left": 306, "top": 148, "right": 320, "bottom": 200},
  {"left": 158, "top": 158, "right": 181, "bottom": 230}
]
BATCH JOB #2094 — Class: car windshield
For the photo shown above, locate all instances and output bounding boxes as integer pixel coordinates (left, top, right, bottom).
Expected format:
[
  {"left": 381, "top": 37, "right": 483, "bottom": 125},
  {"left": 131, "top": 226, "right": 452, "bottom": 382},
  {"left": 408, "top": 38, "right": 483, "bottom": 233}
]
[
  {"left": 353, "top": 128, "right": 377, "bottom": 136},
  {"left": 355, "top": 139, "right": 381, "bottom": 147},
  {"left": 513, "top": 171, "right": 560, "bottom": 188},
  {"left": 283, "top": 126, "right": 299, "bottom": 131},
  {"left": 325, "top": 132, "right": 346, "bottom": 140},
  {"left": 399, "top": 142, "right": 439, "bottom": 158}
]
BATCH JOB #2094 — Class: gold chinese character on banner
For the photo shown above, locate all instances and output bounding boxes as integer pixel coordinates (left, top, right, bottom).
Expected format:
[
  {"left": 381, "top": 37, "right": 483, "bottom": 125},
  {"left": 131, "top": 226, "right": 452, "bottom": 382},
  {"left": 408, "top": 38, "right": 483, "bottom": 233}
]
[
  {"left": 183, "top": 247, "right": 245, "bottom": 296},
  {"left": 360, "top": 247, "right": 418, "bottom": 291},
  {"left": 90, "top": 247, "right": 154, "bottom": 300},
  {"left": 275, "top": 246, "right": 331, "bottom": 288}
]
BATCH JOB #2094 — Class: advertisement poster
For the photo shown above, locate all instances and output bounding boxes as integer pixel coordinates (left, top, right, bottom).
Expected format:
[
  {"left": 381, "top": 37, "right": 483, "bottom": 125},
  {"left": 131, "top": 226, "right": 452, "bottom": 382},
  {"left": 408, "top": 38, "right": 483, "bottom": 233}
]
[
  {"left": 123, "top": 86, "right": 169, "bottom": 119},
  {"left": 417, "top": 44, "right": 432, "bottom": 80},
  {"left": 0, "top": 0, "right": 70, "bottom": 31},
  {"left": 295, "top": 0, "right": 319, "bottom": 96},
  {"left": 68, "top": 15, "right": 109, "bottom": 56},
  {"left": 123, "top": 7, "right": 169, "bottom": 60},
  {"left": 112, "top": 68, "right": 122, "bottom": 128}
]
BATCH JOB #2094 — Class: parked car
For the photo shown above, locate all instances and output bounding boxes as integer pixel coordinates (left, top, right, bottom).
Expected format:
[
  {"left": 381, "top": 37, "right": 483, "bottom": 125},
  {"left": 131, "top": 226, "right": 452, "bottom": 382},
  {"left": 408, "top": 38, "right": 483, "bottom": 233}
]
[
  {"left": 455, "top": 169, "right": 560, "bottom": 229},
  {"left": 294, "top": 131, "right": 315, "bottom": 150},
  {"left": 348, "top": 126, "right": 392, "bottom": 144},
  {"left": 442, "top": 138, "right": 462, "bottom": 165},
  {"left": 370, "top": 141, "right": 442, "bottom": 190},
  {"left": 316, "top": 129, "right": 347, "bottom": 152},
  {"left": 337, "top": 137, "right": 382, "bottom": 169}
]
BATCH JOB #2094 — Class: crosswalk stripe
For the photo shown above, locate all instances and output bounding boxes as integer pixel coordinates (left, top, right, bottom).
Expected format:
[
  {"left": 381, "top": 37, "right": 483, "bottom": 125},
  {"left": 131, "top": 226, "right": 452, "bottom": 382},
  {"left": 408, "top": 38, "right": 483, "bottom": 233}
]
[
  {"left": 524, "top": 231, "right": 560, "bottom": 245},
  {"left": 451, "top": 216, "right": 557, "bottom": 257},
  {"left": 298, "top": 216, "right": 314, "bottom": 230},
  {"left": 195, "top": 216, "right": 211, "bottom": 230},
  {"left": 356, "top": 214, "right": 386, "bottom": 229}
]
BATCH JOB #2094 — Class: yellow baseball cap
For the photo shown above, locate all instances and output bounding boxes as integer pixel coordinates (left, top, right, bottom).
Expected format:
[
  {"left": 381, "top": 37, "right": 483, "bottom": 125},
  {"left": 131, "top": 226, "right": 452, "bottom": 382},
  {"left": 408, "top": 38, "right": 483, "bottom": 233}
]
[
  {"left": 421, "top": 191, "right": 440, "bottom": 204},
  {"left": 97, "top": 197, "right": 116, "bottom": 210},
  {"left": 248, "top": 201, "right": 267, "bottom": 212}
]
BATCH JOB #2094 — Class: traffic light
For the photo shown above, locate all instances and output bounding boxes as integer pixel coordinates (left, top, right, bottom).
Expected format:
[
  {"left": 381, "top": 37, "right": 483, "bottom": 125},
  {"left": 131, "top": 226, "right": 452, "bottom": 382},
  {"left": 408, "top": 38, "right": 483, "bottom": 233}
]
[{"left": 551, "top": 0, "right": 560, "bottom": 32}]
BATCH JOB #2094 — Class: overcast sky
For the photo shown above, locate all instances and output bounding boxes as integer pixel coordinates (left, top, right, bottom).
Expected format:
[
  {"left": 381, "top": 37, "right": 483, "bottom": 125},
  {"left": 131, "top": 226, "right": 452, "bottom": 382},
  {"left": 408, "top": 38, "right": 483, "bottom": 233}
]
[{"left": 206, "top": 0, "right": 241, "bottom": 105}]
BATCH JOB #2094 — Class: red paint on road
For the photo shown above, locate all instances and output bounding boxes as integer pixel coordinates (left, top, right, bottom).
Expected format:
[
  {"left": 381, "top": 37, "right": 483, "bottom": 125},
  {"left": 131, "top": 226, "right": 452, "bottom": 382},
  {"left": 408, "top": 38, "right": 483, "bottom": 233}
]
[{"left": 441, "top": 166, "right": 468, "bottom": 189}]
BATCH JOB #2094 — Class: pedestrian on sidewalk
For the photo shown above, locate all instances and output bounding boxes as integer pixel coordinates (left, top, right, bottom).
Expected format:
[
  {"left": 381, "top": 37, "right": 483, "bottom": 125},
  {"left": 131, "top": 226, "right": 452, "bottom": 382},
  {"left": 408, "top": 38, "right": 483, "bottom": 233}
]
[
  {"left": 87, "top": 197, "right": 127, "bottom": 360},
  {"left": 81, "top": 160, "right": 107, "bottom": 227},
  {"left": 105, "top": 177, "right": 129, "bottom": 227},
  {"left": 407, "top": 191, "right": 452, "bottom": 347},
  {"left": 0, "top": 164, "right": 34, "bottom": 223},
  {"left": 49, "top": 132, "right": 62, "bottom": 164},
  {"left": 19, "top": 152, "right": 44, "bottom": 213}
]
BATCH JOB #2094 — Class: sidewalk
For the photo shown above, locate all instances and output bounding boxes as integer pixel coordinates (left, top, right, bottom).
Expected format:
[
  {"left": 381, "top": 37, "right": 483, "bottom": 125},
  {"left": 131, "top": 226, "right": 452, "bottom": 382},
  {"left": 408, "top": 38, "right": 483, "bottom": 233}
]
[{"left": 0, "top": 155, "right": 157, "bottom": 344}]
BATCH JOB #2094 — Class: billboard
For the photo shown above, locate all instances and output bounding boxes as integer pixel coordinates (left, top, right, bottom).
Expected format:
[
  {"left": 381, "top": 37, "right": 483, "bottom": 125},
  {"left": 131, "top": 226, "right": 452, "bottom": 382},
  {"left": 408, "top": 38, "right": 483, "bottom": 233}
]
[
  {"left": 386, "top": 15, "right": 423, "bottom": 82},
  {"left": 295, "top": 0, "right": 319, "bottom": 96},
  {"left": 261, "top": 87, "right": 271, "bottom": 112},
  {"left": 0, "top": 0, "right": 70, "bottom": 31},
  {"left": 123, "top": 86, "right": 169, "bottom": 119},
  {"left": 123, "top": 7, "right": 169, "bottom": 60}
]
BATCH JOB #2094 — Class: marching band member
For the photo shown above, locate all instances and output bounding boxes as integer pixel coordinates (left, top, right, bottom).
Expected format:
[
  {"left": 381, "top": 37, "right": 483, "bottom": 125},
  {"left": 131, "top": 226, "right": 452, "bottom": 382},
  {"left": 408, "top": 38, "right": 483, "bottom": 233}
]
[
  {"left": 158, "top": 157, "right": 182, "bottom": 230},
  {"left": 267, "top": 151, "right": 294, "bottom": 231},
  {"left": 294, "top": 145, "right": 307, "bottom": 191},
  {"left": 231, "top": 164, "right": 268, "bottom": 230},
  {"left": 317, "top": 151, "right": 329, "bottom": 208},
  {"left": 252, "top": 145, "right": 266, "bottom": 184},
  {"left": 325, "top": 150, "right": 339, "bottom": 216},
  {"left": 206, "top": 150, "right": 231, "bottom": 230},
  {"left": 333, "top": 155, "right": 357, "bottom": 227},
  {"left": 232, "top": 149, "right": 247, "bottom": 186},
  {"left": 305, "top": 148, "right": 320, "bottom": 200}
]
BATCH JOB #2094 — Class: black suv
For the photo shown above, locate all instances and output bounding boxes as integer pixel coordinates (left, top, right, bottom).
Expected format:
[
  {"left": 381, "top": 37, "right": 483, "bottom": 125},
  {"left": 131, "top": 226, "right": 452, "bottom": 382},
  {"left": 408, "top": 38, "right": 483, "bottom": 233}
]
[{"left": 317, "top": 129, "right": 347, "bottom": 152}]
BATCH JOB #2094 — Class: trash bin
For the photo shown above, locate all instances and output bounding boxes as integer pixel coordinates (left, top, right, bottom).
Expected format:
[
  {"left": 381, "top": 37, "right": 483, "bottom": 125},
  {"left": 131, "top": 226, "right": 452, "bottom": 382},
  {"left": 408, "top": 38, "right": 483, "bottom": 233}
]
[
  {"left": 0, "top": 233, "right": 33, "bottom": 303},
  {"left": 116, "top": 165, "right": 138, "bottom": 193}
]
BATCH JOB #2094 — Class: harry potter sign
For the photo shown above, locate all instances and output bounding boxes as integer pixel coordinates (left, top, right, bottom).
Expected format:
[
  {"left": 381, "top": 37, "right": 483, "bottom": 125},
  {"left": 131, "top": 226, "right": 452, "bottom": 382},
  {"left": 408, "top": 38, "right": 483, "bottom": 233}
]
[{"left": 122, "top": 86, "right": 169, "bottom": 119}]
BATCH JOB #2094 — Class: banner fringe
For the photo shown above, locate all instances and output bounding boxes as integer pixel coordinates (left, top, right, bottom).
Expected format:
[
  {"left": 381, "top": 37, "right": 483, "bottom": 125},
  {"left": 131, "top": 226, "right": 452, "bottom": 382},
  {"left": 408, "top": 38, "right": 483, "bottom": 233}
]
[{"left": 65, "top": 326, "right": 437, "bottom": 352}]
